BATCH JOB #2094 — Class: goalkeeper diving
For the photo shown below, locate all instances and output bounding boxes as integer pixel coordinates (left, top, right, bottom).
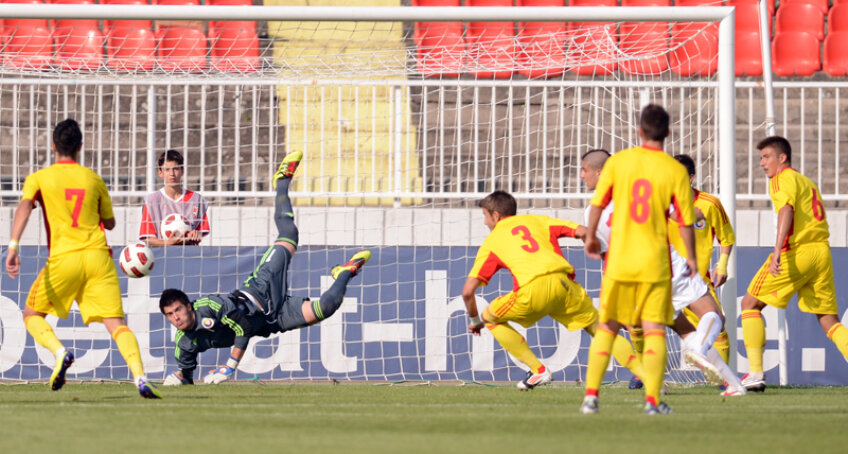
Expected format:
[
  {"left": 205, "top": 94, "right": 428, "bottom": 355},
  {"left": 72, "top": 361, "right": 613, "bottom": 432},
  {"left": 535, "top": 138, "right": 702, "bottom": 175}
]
[{"left": 159, "top": 151, "right": 370, "bottom": 385}]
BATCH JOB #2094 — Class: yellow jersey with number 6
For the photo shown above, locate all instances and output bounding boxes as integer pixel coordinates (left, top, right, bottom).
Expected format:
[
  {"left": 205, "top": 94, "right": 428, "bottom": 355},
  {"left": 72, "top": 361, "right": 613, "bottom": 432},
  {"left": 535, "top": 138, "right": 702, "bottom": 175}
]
[
  {"left": 21, "top": 160, "right": 113, "bottom": 257},
  {"left": 769, "top": 167, "right": 829, "bottom": 251},
  {"left": 590, "top": 146, "right": 696, "bottom": 283}
]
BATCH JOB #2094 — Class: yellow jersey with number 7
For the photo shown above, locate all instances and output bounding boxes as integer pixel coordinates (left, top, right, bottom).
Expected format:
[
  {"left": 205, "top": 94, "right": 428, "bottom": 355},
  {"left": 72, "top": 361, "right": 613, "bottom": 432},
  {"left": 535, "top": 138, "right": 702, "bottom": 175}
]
[
  {"left": 769, "top": 167, "right": 829, "bottom": 251},
  {"left": 590, "top": 145, "right": 696, "bottom": 283},
  {"left": 21, "top": 160, "right": 113, "bottom": 257}
]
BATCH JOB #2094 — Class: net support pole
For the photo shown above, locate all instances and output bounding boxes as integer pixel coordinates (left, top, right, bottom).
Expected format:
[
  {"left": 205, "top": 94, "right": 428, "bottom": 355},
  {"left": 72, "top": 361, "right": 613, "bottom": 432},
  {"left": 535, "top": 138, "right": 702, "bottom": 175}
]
[
  {"left": 718, "top": 10, "right": 738, "bottom": 374},
  {"left": 147, "top": 86, "right": 157, "bottom": 193}
]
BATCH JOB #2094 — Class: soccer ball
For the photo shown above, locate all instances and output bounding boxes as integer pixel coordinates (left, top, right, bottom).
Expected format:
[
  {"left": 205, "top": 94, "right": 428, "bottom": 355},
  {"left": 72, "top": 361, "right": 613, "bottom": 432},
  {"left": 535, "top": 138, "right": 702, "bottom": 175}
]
[
  {"left": 119, "top": 243, "right": 155, "bottom": 278},
  {"left": 160, "top": 213, "right": 191, "bottom": 239}
]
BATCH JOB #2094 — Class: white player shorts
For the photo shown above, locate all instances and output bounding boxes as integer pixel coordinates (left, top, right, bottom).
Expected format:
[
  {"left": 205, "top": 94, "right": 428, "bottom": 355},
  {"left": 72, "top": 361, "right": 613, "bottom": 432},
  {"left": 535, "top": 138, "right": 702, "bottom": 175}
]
[{"left": 670, "top": 247, "right": 709, "bottom": 317}]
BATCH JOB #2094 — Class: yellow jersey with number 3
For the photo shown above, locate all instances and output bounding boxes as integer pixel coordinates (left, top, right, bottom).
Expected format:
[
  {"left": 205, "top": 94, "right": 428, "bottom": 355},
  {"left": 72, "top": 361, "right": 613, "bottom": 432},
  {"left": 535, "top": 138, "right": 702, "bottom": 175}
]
[
  {"left": 590, "top": 146, "right": 696, "bottom": 283},
  {"left": 469, "top": 214, "right": 580, "bottom": 291},
  {"left": 21, "top": 160, "right": 113, "bottom": 257},
  {"left": 770, "top": 167, "right": 829, "bottom": 251},
  {"left": 667, "top": 189, "right": 736, "bottom": 282}
]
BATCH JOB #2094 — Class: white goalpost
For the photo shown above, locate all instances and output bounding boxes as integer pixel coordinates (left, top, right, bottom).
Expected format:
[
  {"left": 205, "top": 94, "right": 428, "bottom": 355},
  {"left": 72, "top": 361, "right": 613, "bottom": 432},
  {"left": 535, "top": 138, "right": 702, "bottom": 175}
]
[{"left": 0, "top": 4, "right": 735, "bottom": 385}]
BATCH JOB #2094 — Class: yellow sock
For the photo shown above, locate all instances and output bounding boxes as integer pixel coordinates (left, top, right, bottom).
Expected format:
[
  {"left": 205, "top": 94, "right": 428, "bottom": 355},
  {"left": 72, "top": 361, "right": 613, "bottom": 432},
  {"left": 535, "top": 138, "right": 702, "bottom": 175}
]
[
  {"left": 112, "top": 325, "right": 145, "bottom": 380},
  {"left": 642, "top": 329, "right": 667, "bottom": 406},
  {"left": 630, "top": 327, "right": 644, "bottom": 360},
  {"left": 488, "top": 323, "right": 543, "bottom": 373},
  {"left": 714, "top": 330, "right": 730, "bottom": 364},
  {"left": 826, "top": 323, "right": 848, "bottom": 361},
  {"left": 741, "top": 310, "right": 765, "bottom": 373},
  {"left": 585, "top": 327, "right": 616, "bottom": 396},
  {"left": 611, "top": 335, "right": 644, "bottom": 380},
  {"left": 25, "top": 316, "right": 64, "bottom": 355}
]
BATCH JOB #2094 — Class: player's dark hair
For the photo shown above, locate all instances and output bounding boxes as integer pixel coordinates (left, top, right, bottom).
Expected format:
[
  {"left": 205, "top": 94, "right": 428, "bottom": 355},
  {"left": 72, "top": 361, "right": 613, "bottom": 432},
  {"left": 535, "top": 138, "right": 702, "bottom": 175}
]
[
  {"left": 674, "top": 154, "right": 696, "bottom": 176},
  {"left": 478, "top": 190, "right": 517, "bottom": 217},
  {"left": 581, "top": 149, "right": 611, "bottom": 170},
  {"left": 757, "top": 136, "right": 792, "bottom": 164},
  {"left": 639, "top": 104, "right": 670, "bottom": 142},
  {"left": 52, "top": 119, "right": 82, "bottom": 159},
  {"left": 158, "top": 149, "right": 184, "bottom": 169},
  {"left": 159, "top": 288, "right": 192, "bottom": 314}
]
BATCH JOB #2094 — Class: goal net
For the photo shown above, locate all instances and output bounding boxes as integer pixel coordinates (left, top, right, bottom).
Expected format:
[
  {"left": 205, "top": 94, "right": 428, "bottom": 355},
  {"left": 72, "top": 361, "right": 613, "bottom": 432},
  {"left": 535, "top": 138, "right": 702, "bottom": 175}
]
[{"left": 0, "top": 3, "right": 735, "bottom": 386}]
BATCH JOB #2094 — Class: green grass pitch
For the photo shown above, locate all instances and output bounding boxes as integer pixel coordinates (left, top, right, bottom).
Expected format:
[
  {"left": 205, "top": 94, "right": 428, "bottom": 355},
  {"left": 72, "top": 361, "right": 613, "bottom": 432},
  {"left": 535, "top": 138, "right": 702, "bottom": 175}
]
[{"left": 2, "top": 382, "right": 848, "bottom": 453}]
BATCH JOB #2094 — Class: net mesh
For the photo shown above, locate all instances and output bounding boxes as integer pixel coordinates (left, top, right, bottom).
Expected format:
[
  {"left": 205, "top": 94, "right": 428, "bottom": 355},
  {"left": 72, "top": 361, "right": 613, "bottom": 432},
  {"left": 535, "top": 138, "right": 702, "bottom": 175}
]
[{"left": 0, "top": 5, "right": 726, "bottom": 385}]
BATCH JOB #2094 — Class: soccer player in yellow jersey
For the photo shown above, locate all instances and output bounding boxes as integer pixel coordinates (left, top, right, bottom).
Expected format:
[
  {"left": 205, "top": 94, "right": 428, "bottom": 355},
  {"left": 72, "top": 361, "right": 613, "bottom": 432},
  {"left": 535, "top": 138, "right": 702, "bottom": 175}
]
[
  {"left": 740, "top": 136, "right": 847, "bottom": 391},
  {"left": 670, "top": 154, "right": 735, "bottom": 364},
  {"left": 4, "top": 119, "right": 161, "bottom": 398},
  {"left": 461, "top": 190, "right": 645, "bottom": 390},
  {"left": 581, "top": 105, "right": 698, "bottom": 415}
]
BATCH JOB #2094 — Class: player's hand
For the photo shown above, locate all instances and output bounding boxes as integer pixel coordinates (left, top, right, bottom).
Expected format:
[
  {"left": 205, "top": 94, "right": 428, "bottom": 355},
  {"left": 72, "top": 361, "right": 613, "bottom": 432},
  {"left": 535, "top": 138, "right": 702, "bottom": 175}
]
[
  {"left": 574, "top": 225, "right": 587, "bottom": 240},
  {"left": 164, "top": 371, "right": 190, "bottom": 386},
  {"left": 468, "top": 322, "right": 484, "bottom": 336},
  {"left": 584, "top": 234, "right": 601, "bottom": 260},
  {"left": 5, "top": 249, "right": 19, "bottom": 279},
  {"left": 203, "top": 365, "right": 235, "bottom": 384},
  {"left": 164, "top": 231, "right": 186, "bottom": 246},
  {"left": 184, "top": 230, "right": 203, "bottom": 245},
  {"left": 684, "top": 258, "right": 698, "bottom": 278},
  {"left": 712, "top": 268, "right": 728, "bottom": 287},
  {"left": 769, "top": 253, "right": 782, "bottom": 277}
]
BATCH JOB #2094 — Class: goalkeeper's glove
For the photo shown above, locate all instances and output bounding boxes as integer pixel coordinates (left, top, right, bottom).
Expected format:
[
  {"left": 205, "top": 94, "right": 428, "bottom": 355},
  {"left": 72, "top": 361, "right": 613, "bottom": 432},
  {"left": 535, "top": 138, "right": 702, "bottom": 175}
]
[
  {"left": 163, "top": 371, "right": 192, "bottom": 386},
  {"left": 203, "top": 355, "right": 239, "bottom": 384}
]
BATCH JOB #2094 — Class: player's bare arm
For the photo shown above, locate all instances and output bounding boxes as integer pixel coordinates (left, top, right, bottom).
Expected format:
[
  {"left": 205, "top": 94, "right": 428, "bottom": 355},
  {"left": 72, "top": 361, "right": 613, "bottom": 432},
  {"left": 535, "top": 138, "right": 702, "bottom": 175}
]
[
  {"left": 583, "top": 204, "right": 603, "bottom": 260},
  {"left": 678, "top": 224, "right": 698, "bottom": 277},
  {"left": 771, "top": 204, "right": 794, "bottom": 276},
  {"left": 5, "top": 199, "right": 35, "bottom": 279},
  {"left": 101, "top": 217, "right": 116, "bottom": 230},
  {"left": 461, "top": 276, "right": 484, "bottom": 335}
]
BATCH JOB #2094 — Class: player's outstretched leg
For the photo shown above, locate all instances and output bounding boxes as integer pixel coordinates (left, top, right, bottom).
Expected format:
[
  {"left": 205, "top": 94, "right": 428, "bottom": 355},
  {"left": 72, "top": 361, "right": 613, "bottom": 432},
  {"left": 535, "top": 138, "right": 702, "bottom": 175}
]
[
  {"left": 50, "top": 349, "right": 75, "bottom": 391},
  {"left": 310, "top": 250, "right": 371, "bottom": 322},
  {"left": 273, "top": 151, "right": 302, "bottom": 249}
]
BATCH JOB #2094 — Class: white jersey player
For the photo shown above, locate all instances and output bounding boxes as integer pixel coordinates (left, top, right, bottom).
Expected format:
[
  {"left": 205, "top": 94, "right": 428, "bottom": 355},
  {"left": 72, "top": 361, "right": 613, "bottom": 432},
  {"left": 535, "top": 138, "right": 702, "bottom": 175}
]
[{"left": 580, "top": 149, "right": 745, "bottom": 396}]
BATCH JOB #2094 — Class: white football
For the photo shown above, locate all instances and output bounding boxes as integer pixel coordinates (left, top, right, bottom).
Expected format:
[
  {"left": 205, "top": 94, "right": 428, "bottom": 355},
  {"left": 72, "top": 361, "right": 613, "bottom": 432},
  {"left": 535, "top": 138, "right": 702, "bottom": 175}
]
[
  {"left": 160, "top": 213, "right": 191, "bottom": 239},
  {"left": 119, "top": 243, "right": 155, "bottom": 278}
]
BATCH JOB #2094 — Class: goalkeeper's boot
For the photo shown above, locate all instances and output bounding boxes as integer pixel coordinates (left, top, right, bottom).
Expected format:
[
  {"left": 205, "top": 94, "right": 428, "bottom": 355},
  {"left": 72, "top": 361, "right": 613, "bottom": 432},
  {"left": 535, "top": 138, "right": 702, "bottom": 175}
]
[
  {"left": 49, "top": 350, "right": 75, "bottom": 391},
  {"left": 643, "top": 401, "right": 673, "bottom": 415},
  {"left": 331, "top": 250, "right": 371, "bottom": 279},
  {"left": 516, "top": 366, "right": 552, "bottom": 390},
  {"left": 273, "top": 150, "right": 303, "bottom": 189},
  {"left": 684, "top": 350, "right": 724, "bottom": 386},
  {"left": 628, "top": 375, "right": 643, "bottom": 389},
  {"left": 136, "top": 376, "right": 163, "bottom": 399},
  {"left": 740, "top": 372, "right": 766, "bottom": 392},
  {"left": 579, "top": 396, "right": 599, "bottom": 415}
]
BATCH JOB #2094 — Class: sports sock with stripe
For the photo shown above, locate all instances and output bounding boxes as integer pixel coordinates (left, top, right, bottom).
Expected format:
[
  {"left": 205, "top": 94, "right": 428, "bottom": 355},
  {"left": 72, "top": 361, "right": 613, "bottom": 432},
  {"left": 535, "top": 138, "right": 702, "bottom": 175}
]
[
  {"left": 311, "top": 271, "right": 352, "bottom": 321},
  {"left": 112, "top": 325, "right": 145, "bottom": 380},
  {"left": 741, "top": 309, "right": 765, "bottom": 374},
  {"left": 714, "top": 330, "right": 731, "bottom": 364},
  {"left": 642, "top": 329, "right": 668, "bottom": 406},
  {"left": 584, "top": 326, "right": 616, "bottom": 397},
  {"left": 25, "top": 315, "right": 64, "bottom": 355},
  {"left": 488, "top": 323, "right": 543, "bottom": 374},
  {"left": 611, "top": 334, "right": 644, "bottom": 380},
  {"left": 826, "top": 323, "right": 848, "bottom": 361},
  {"left": 630, "top": 327, "right": 644, "bottom": 359},
  {"left": 274, "top": 174, "right": 298, "bottom": 248}
]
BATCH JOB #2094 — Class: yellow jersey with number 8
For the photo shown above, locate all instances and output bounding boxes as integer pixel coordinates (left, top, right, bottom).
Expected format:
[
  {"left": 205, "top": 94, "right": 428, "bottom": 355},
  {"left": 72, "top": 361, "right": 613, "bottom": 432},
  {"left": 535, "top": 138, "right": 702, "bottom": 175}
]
[{"left": 21, "top": 160, "right": 113, "bottom": 257}]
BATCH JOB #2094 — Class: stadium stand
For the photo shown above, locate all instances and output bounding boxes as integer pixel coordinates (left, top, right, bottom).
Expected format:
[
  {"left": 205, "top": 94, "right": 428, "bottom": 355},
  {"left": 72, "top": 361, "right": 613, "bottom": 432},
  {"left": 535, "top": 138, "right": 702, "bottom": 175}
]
[
  {"left": 735, "top": 30, "right": 764, "bottom": 76},
  {"left": 823, "top": 30, "right": 848, "bottom": 76},
  {"left": 783, "top": 0, "right": 829, "bottom": 15},
  {"left": 517, "top": 0, "right": 566, "bottom": 78},
  {"left": 413, "top": 0, "right": 465, "bottom": 77},
  {"left": 105, "top": 0, "right": 156, "bottom": 71},
  {"left": 776, "top": 2, "right": 825, "bottom": 41},
  {"left": 2, "top": 0, "right": 52, "bottom": 70},
  {"left": 52, "top": 0, "right": 104, "bottom": 70},
  {"left": 619, "top": 21, "right": 670, "bottom": 75},
  {"left": 466, "top": 0, "right": 516, "bottom": 78},
  {"left": 772, "top": 30, "right": 821, "bottom": 76},
  {"left": 670, "top": 21, "right": 718, "bottom": 76}
]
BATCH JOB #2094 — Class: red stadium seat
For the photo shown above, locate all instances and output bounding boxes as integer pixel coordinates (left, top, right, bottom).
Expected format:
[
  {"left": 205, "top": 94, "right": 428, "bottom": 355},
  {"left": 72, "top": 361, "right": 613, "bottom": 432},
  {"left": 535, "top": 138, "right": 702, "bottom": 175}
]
[
  {"left": 675, "top": 0, "right": 725, "bottom": 5},
  {"left": 2, "top": 24, "right": 52, "bottom": 69},
  {"left": 775, "top": 2, "right": 825, "bottom": 41},
  {"left": 207, "top": 0, "right": 251, "bottom": 4},
  {"left": 567, "top": 23, "right": 617, "bottom": 75},
  {"left": 570, "top": 0, "right": 616, "bottom": 5},
  {"left": 670, "top": 21, "right": 718, "bottom": 76},
  {"left": 828, "top": 4, "right": 848, "bottom": 34},
  {"left": 157, "top": 26, "right": 207, "bottom": 71},
  {"left": 823, "top": 31, "right": 848, "bottom": 76},
  {"left": 108, "top": 26, "right": 156, "bottom": 70},
  {"left": 781, "top": 0, "right": 829, "bottom": 15},
  {"left": 735, "top": 30, "right": 763, "bottom": 76},
  {"left": 2, "top": 0, "right": 49, "bottom": 32},
  {"left": 153, "top": 0, "right": 199, "bottom": 4},
  {"left": 517, "top": 0, "right": 566, "bottom": 78},
  {"left": 772, "top": 31, "right": 821, "bottom": 76},
  {"left": 49, "top": 0, "right": 103, "bottom": 70},
  {"left": 466, "top": 0, "right": 515, "bottom": 78},
  {"left": 619, "top": 21, "right": 669, "bottom": 75},
  {"left": 727, "top": 0, "right": 772, "bottom": 35},
  {"left": 210, "top": 25, "right": 259, "bottom": 72},
  {"left": 102, "top": 0, "right": 152, "bottom": 32},
  {"left": 622, "top": 0, "right": 670, "bottom": 5},
  {"left": 415, "top": 21, "right": 465, "bottom": 77}
]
